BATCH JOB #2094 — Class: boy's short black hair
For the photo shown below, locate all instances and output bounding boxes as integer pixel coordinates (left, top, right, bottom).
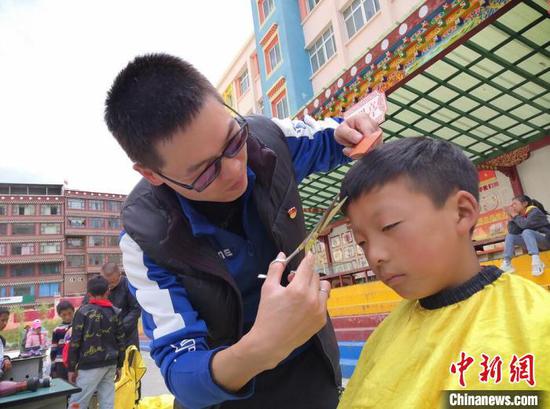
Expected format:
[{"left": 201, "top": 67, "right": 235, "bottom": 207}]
[
  {"left": 104, "top": 53, "right": 221, "bottom": 170},
  {"left": 56, "top": 300, "right": 75, "bottom": 315},
  {"left": 0, "top": 307, "right": 9, "bottom": 317},
  {"left": 340, "top": 137, "right": 479, "bottom": 213},
  {"left": 87, "top": 276, "right": 109, "bottom": 297}
]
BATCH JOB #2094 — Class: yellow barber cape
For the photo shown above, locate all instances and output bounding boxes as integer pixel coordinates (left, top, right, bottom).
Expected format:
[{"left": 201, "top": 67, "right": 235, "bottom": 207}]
[
  {"left": 339, "top": 273, "right": 550, "bottom": 409},
  {"left": 115, "top": 345, "right": 147, "bottom": 409}
]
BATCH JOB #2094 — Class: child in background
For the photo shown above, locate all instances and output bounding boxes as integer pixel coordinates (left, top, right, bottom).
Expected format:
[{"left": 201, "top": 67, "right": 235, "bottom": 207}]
[
  {"left": 50, "top": 300, "right": 74, "bottom": 379},
  {"left": 0, "top": 308, "right": 12, "bottom": 376},
  {"left": 24, "top": 319, "right": 49, "bottom": 356},
  {"left": 337, "top": 137, "right": 550, "bottom": 409}
]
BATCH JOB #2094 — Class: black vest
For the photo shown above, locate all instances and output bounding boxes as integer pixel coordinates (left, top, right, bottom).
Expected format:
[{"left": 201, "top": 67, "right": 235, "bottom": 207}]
[{"left": 122, "top": 115, "right": 341, "bottom": 386}]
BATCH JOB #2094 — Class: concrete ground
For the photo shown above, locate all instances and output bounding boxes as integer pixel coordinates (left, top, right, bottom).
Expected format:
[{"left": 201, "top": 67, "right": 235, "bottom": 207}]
[{"left": 141, "top": 352, "right": 171, "bottom": 397}]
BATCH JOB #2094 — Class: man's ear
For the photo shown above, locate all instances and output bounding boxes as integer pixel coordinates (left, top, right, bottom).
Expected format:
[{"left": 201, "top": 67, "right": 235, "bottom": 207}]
[
  {"left": 133, "top": 163, "right": 164, "bottom": 186},
  {"left": 455, "top": 190, "right": 480, "bottom": 236}
]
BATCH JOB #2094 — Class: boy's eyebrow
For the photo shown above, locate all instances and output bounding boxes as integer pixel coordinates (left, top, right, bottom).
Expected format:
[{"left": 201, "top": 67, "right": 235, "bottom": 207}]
[{"left": 185, "top": 120, "right": 239, "bottom": 174}]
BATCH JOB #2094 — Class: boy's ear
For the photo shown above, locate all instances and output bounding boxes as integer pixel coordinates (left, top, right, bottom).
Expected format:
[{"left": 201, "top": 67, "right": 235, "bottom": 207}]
[
  {"left": 454, "top": 190, "right": 480, "bottom": 236},
  {"left": 133, "top": 163, "right": 165, "bottom": 186}
]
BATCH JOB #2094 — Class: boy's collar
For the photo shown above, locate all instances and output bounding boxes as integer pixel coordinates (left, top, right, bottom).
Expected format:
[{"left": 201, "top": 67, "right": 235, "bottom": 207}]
[{"left": 419, "top": 266, "right": 502, "bottom": 310}]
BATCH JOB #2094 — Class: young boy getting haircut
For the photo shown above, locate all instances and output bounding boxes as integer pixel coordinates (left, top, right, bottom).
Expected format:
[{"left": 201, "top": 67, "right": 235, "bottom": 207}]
[{"left": 338, "top": 137, "right": 549, "bottom": 408}]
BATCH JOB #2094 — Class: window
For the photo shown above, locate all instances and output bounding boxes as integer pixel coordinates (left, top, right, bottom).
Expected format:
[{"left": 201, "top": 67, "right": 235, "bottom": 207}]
[
  {"left": 66, "top": 237, "right": 84, "bottom": 248},
  {"left": 89, "top": 200, "right": 104, "bottom": 211},
  {"left": 90, "top": 218, "right": 104, "bottom": 229},
  {"left": 108, "top": 218, "right": 121, "bottom": 229},
  {"left": 307, "top": 0, "right": 321, "bottom": 12},
  {"left": 261, "top": 0, "right": 274, "bottom": 20},
  {"left": 238, "top": 70, "right": 250, "bottom": 95},
  {"left": 12, "top": 264, "right": 34, "bottom": 277},
  {"left": 12, "top": 243, "right": 35, "bottom": 256},
  {"left": 12, "top": 223, "right": 35, "bottom": 235},
  {"left": 68, "top": 198, "right": 85, "bottom": 209},
  {"left": 40, "top": 263, "right": 60, "bottom": 275},
  {"left": 68, "top": 218, "right": 86, "bottom": 228},
  {"left": 13, "top": 204, "right": 35, "bottom": 216},
  {"left": 267, "top": 42, "right": 282, "bottom": 72},
  {"left": 107, "top": 236, "right": 120, "bottom": 247},
  {"left": 343, "top": 0, "right": 380, "bottom": 39},
  {"left": 0, "top": 266, "right": 5, "bottom": 277},
  {"left": 308, "top": 26, "right": 336, "bottom": 73},
  {"left": 40, "top": 242, "right": 61, "bottom": 254},
  {"left": 107, "top": 201, "right": 122, "bottom": 213},
  {"left": 257, "top": 98, "right": 264, "bottom": 115},
  {"left": 0, "top": 287, "right": 6, "bottom": 297},
  {"left": 0, "top": 205, "right": 6, "bottom": 215},
  {"left": 0, "top": 244, "right": 6, "bottom": 257},
  {"left": 89, "top": 254, "right": 104, "bottom": 266},
  {"left": 66, "top": 255, "right": 85, "bottom": 267},
  {"left": 40, "top": 204, "right": 61, "bottom": 215},
  {"left": 41, "top": 223, "right": 61, "bottom": 235},
  {"left": 39, "top": 283, "right": 60, "bottom": 297},
  {"left": 88, "top": 236, "right": 105, "bottom": 247},
  {"left": 109, "top": 254, "right": 122, "bottom": 265},
  {"left": 0, "top": 223, "right": 6, "bottom": 235},
  {"left": 12, "top": 285, "right": 34, "bottom": 297},
  {"left": 274, "top": 95, "right": 290, "bottom": 119}
]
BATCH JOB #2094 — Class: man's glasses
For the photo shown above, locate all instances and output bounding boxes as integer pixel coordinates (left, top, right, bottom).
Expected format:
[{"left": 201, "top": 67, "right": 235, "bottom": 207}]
[{"left": 156, "top": 105, "right": 249, "bottom": 193}]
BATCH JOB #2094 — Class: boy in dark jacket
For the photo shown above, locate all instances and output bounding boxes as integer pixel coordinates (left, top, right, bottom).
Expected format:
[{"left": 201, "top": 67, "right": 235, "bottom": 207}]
[
  {"left": 68, "top": 276, "right": 125, "bottom": 409},
  {"left": 50, "top": 300, "right": 74, "bottom": 379},
  {"left": 0, "top": 308, "right": 12, "bottom": 376},
  {"left": 501, "top": 194, "right": 550, "bottom": 276}
]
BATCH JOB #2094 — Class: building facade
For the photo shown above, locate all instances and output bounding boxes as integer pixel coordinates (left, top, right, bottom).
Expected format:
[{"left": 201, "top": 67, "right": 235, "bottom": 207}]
[{"left": 0, "top": 183, "right": 126, "bottom": 307}]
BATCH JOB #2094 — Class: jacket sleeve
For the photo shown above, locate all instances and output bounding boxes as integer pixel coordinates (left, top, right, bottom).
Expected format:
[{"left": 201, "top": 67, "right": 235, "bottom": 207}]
[
  {"left": 271, "top": 116, "right": 352, "bottom": 184},
  {"left": 68, "top": 311, "right": 84, "bottom": 371},
  {"left": 119, "top": 232, "right": 255, "bottom": 409},
  {"left": 122, "top": 286, "right": 141, "bottom": 337},
  {"left": 114, "top": 313, "right": 126, "bottom": 368},
  {"left": 512, "top": 208, "right": 548, "bottom": 231}
]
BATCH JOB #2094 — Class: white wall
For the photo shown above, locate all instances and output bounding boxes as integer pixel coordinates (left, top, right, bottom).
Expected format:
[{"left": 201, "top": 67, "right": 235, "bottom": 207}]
[{"left": 517, "top": 145, "right": 550, "bottom": 210}]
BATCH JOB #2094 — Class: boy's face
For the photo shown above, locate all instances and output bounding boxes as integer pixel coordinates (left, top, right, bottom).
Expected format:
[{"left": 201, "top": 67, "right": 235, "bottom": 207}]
[
  {"left": 59, "top": 308, "right": 74, "bottom": 323},
  {"left": 135, "top": 95, "right": 249, "bottom": 203},
  {"left": 347, "top": 177, "right": 478, "bottom": 299},
  {"left": 0, "top": 313, "right": 8, "bottom": 331}
]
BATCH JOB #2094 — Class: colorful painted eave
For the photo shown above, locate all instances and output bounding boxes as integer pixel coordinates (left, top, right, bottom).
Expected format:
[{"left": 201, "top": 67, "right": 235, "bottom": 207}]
[{"left": 299, "top": 0, "right": 520, "bottom": 119}]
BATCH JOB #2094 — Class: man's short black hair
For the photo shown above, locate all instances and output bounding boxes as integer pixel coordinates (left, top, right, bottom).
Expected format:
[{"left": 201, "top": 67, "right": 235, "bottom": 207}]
[
  {"left": 0, "top": 307, "right": 9, "bottom": 317},
  {"left": 104, "top": 53, "right": 221, "bottom": 169},
  {"left": 340, "top": 137, "right": 479, "bottom": 214},
  {"left": 56, "top": 300, "right": 75, "bottom": 315},
  {"left": 87, "top": 276, "right": 109, "bottom": 297}
]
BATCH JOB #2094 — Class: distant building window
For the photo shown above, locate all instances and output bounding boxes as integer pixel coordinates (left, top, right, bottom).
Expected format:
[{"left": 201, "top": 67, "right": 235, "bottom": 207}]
[
  {"left": 68, "top": 218, "right": 86, "bottom": 228},
  {"left": 343, "top": 0, "right": 380, "bottom": 39},
  {"left": 257, "top": 98, "right": 264, "bottom": 115},
  {"left": 0, "top": 205, "right": 6, "bottom": 215},
  {"left": 12, "top": 264, "right": 34, "bottom": 277},
  {"left": 39, "top": 283, "right": 60, "bottom": 297},
  {"left": 107, "top": 236, "right": 120, "bottom": 247},
  {"left": 40, "top": 263, "right": 60, "bottom": 275},
  {"left": 89, "top": 200, "right": 104, "bottom": 211},
  {"left": 12, "top": 285, "right": 34, "bottom": 296},
  {"left": 89, "top": 236, "right": 105, "bottom": 247},
  {"left": 40, "top": 242, "right": 61, "bottom": 254},
  {"left": 13, "top": 204, "right": 35, "bottom": 216},
  {"left": 41, "top": 223, "right": 61, "bottom": 235},
  {"left": 41, "top": 204, "right": 61, "bottom": 215},
  {"left": 238, "top": 70, "right": 250, "bottom": 95},
  {"left": 109, "top": 254, "right": 122, "bottom": 265},
  {"left": 308, "top": 26, "right": 336, "bottom": 73},
  {"left": 12, "top": 243, "right": 35, "bottom": 256},
  {"left": 89, "top": 254, "right": 104, "bottom": 266},
  {"left": 0, "top": 244, "right": 6, "bottom": 257},
  {"left": 259, "top": 0, "right": 274, "bottom": 23},
  {"left": 90, "top": 218, "right": 104, "bottom": 229},
  {"left": 274, "top": 95, "right": 290, "bottom": 119},
  {"left": 0, "top": 223, "right": 6, "bottom": 235},
  {"left": 67, "top": 237, "right": 84, "bottom": 248},
  {"left": 267, "top": 42, "right": 282, "bottom": 73},
  {"left": 108, "top": 218, "right": 121, "bottom": 229},
  {"left": 307, "top": 0, "right": 321, "bottom": 12},
  {"left": 68, "top": 198, "right": 85, "bottom": 209},
  {"left": 12, "top": 223, "right": 35, "bottom": 235},
  {"left": 0, "top": 265, "right": 5, "bottom": 277},
  {"left": 66, "top": 255, "right": 85, "bottom": 267},
  {"left": 107, "top": 201, "right": 122, "bottom": 213}
]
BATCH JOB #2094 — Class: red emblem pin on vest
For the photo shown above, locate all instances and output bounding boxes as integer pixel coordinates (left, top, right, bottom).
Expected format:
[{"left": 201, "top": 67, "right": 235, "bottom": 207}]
[{"left": 288, "top": 207, "right": 297, "bottom": 219}]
